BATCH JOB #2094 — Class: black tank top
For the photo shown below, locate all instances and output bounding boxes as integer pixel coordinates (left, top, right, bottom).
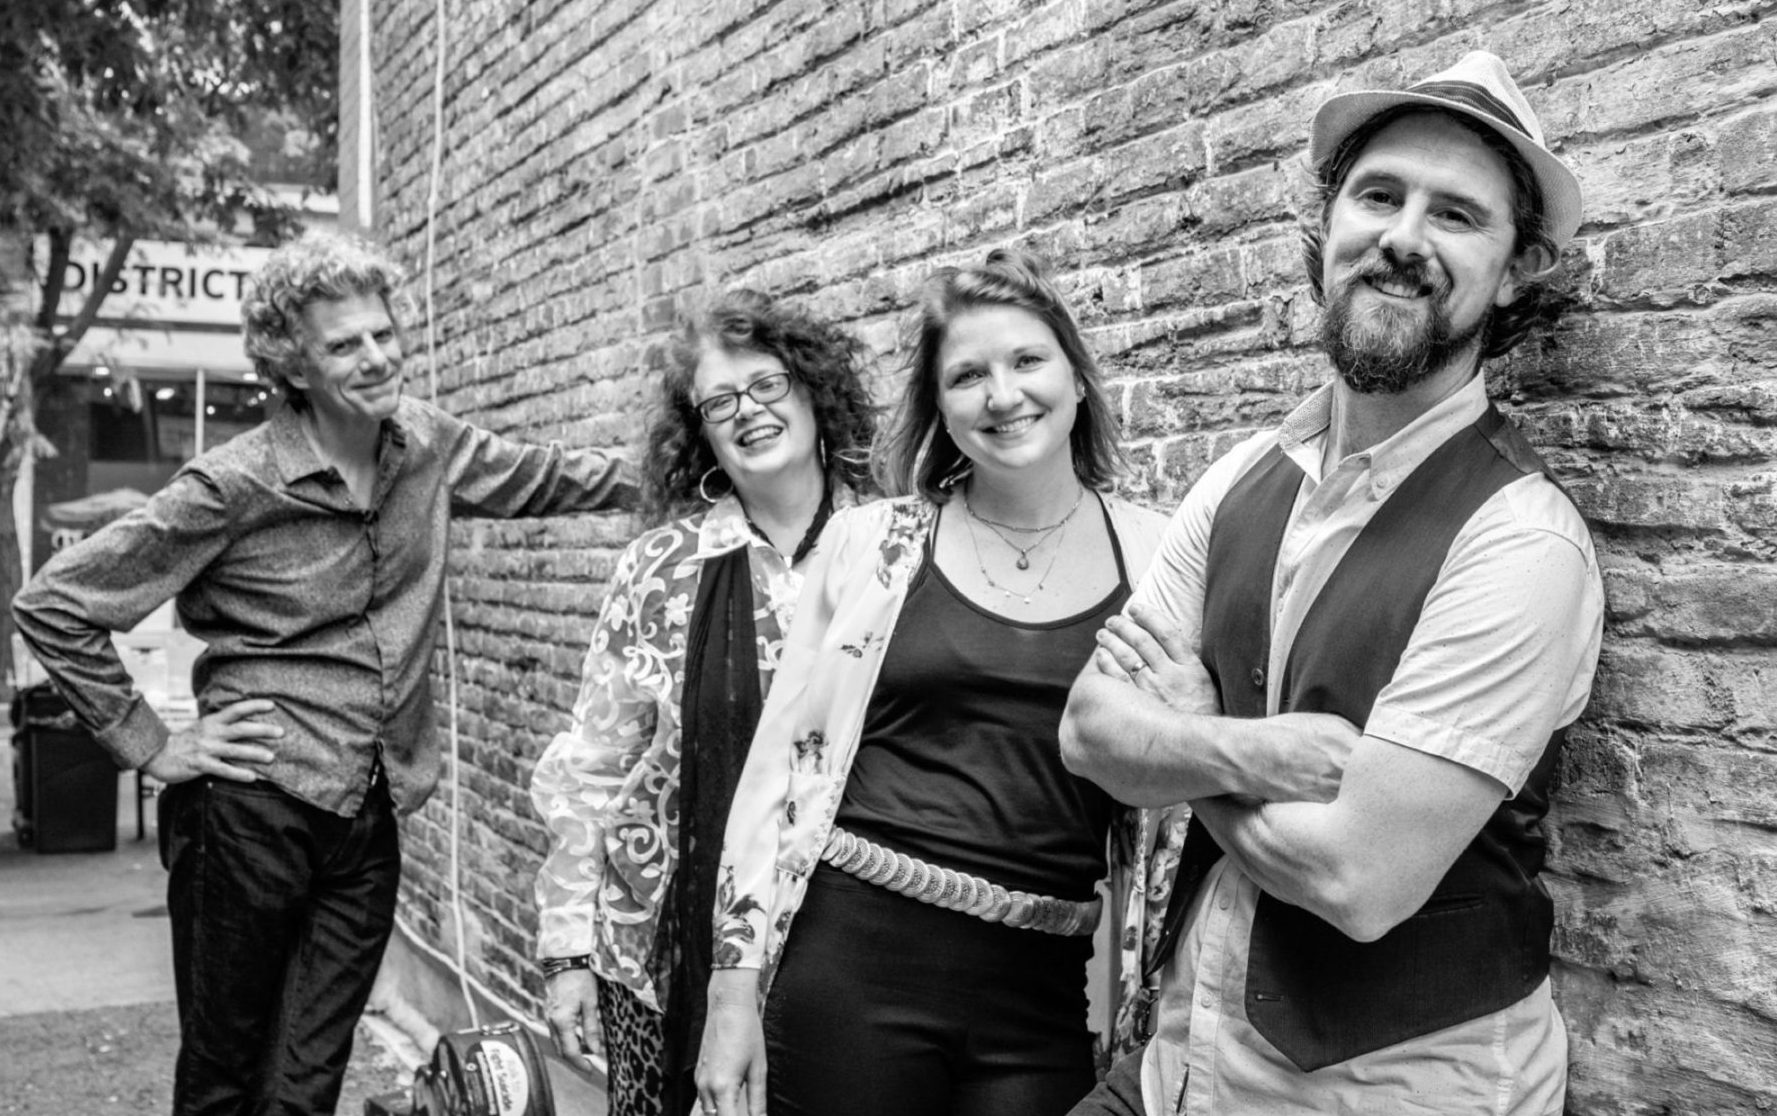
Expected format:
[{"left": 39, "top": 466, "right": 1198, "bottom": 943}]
[{"left": 833, "top": 496, "right": 1128, "bottom": 901}]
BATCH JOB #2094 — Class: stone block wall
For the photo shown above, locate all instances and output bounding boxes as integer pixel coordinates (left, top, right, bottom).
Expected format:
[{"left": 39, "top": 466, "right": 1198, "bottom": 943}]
[{"left": 365, "top": 0, "right": 1777, "bottom": 1107}]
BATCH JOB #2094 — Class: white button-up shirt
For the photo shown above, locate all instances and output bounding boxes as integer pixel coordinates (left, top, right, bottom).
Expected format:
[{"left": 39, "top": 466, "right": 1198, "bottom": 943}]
[{"left": 1131, "top": 375, "right": 1603, "bottom": 1114}]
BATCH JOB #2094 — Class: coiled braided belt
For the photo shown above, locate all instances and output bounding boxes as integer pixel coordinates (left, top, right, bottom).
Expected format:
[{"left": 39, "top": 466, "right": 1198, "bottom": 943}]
[{"left": 819, "top": 826, "right": 1102, "bottom": 937}]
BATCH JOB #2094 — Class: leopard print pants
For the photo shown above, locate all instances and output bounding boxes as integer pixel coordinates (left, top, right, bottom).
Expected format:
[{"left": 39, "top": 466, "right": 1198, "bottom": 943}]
[{"left": 595, "top": 975, "right": 668, "bottom": 1116}]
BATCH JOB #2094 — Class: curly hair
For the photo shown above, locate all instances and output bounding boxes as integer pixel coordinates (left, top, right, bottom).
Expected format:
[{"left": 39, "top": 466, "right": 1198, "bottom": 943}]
[
  {"left": 639, "top": 290, "right": 880, "bottom": 526},
  {"left": 1300, "top": 106, "right": 1560, "bottom": 362},
  {"left": 876, "top": 246, "right": 1126, "bottom": 501},
  {"left": 241, "top": 230, "right": 411, "bottom": 411}
]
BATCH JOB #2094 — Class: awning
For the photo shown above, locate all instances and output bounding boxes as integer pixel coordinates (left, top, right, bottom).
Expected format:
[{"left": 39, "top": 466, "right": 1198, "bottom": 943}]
[{"left": 61, "top": 324, "right": 254, "bottom": 381}]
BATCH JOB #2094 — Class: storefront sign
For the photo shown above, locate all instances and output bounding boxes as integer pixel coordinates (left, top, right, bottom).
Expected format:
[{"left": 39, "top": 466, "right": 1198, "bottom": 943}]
[{"left": 43, "top": 238, "right": 272, "bottom": 328}]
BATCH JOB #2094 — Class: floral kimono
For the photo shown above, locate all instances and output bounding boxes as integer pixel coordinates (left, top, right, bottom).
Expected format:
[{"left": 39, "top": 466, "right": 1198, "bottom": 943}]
[
  {"left": 713, "top": 492, "right": 1181, "bottom": 1059},
  {"left": 531, "top": 488, "right": 856, "bottom": 1010}
]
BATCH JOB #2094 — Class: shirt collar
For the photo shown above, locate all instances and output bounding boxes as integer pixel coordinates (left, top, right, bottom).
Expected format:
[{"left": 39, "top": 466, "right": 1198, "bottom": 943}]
[
  {"left": 1277, "top": 373, "right": 1492, "bottom": 498},
  {"left": 266, "top": 400, "right": 410, "bottom": 488},
  {"left": 691, "top": 483, "right": 860, "bottom": 561},
  {"left": 695, "top": 494, "right": 758, "bottom": 557},
  {"left": 268, "top": 403, "right": 328, "bottom": 485}
]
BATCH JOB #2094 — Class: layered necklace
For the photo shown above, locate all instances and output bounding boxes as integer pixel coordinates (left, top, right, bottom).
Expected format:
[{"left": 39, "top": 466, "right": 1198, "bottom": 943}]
[{"left": 961, "top": 485, "right": 1086, "bottom": 604}]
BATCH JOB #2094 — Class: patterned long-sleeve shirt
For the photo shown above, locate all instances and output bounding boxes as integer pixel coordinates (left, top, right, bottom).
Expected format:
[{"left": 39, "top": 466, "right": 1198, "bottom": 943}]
[
  {"left": 530, "top": 491, "right": 854, "bottom": 1010},
  {"left": 12, "top": 397, "right": 633, "bottom": 817}
]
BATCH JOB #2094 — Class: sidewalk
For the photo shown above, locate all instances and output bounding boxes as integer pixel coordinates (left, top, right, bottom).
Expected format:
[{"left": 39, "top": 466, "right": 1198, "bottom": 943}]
[{"left": 0, "top": 753, "right": 414, "bottom": 1114}]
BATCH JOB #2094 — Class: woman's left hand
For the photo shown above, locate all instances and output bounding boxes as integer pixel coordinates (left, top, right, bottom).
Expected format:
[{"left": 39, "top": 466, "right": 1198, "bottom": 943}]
[{"left": 1093, "top": 601, "right": 1218, "bottom": 712}]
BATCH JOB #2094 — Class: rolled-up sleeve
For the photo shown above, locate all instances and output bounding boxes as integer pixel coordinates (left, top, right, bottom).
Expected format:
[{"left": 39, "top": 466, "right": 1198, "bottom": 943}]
[
  {"left": 1366, "top": 481, "right": 1603, "bottom": 794},
  {"left": 12, "top": 471, "right": 235, "bottom": 768}
]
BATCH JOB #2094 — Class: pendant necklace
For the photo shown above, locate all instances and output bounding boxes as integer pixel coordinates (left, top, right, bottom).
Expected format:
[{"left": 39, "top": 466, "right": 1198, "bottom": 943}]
[
  {"left": 962, "top": 486, "right": 1084, "bottom": 570},
  {"left": 963, "top": 502, "right": 1074, "bottom": 605}
]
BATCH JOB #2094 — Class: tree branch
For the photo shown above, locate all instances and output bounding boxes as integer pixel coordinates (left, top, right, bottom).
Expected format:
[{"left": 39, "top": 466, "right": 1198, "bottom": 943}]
[
  {"left": 56, "top": 233, "right": 134, "bottom": 361},
  {"left": 34, "top": 227, "right": 71, "bottom": 336}
]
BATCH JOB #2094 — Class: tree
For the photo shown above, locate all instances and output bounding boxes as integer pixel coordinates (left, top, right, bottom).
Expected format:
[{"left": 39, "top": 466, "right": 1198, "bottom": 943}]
[{"left": 0, "top": 0, "right": 337, "bottom": 685}]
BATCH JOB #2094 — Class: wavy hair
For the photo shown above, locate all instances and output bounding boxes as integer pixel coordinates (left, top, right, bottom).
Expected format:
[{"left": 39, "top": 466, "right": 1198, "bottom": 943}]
[
  {"left": 639, "top": 290, "right": 879, "bottom": 526},
  {"left": 876, "top": 247, "right": 1125, "bottom": 501},
  {"left": 241, "top": 230, "right": 411, "bottom": 411},
  {"left": 1300, "top": 106, "right": 1560, "bottom": 361}
]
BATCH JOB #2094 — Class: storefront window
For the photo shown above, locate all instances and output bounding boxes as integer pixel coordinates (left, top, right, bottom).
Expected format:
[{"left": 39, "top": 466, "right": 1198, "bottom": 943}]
[{"left": 86, "top": 374, "right": 272, "bottom": 495}]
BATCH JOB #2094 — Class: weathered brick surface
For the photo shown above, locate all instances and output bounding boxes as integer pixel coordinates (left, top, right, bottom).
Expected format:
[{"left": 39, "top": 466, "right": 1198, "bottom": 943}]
[{"left": 364, "top": 0, "right": 1777, "bottom": 1104}]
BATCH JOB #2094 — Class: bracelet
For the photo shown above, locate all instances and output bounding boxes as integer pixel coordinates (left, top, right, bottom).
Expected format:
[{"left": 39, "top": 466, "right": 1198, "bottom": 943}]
[{"left": 539, "top": 955, "right": 592, "bottom": 979}]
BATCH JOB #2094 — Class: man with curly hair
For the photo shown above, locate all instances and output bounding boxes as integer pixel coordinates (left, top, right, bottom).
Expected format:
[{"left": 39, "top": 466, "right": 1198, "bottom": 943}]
[
  {"left": 13, "top": 229, "right": 633, "bottom": 1115},
  {"left": 1062, "top": 53, "right": 1604, "bottom": 1113}
]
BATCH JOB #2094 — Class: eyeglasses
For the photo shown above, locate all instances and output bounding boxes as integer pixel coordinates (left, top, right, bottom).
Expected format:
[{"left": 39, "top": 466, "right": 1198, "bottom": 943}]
[{"left": 694, "top": 371, "right": 795, "bottom": 423}]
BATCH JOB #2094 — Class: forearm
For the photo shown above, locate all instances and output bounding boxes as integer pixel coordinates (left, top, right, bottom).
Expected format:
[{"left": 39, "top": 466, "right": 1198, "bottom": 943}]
[
  {"left": 1061, "top": 670, "right": 1332, "bottom": 807},
  {"left": 531, "top": 836, "right": 604, "bottom": 959},
  {"left": 529, "top": 710, "right": 651, "bottom": 958},
  {"left": 1187, "top": 795, "right": 1372, "bottom": 936},
  {"left": 1190, "top": 732, "right": 1504, "bottom": 942},
  {"left": 451, "top": 418, "right": 637, "bottom": 516},
  {"left": 13, "top": 586, "right": 170, "bottom": 768}
]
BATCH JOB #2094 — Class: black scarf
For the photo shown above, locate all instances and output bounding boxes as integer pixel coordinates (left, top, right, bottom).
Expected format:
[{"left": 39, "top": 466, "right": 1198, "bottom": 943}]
[{"left": 661, "top": 545, "right": 760, "bottom": 1112}]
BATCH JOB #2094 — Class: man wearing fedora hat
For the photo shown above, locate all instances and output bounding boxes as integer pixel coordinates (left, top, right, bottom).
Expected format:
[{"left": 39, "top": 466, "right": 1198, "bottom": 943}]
[{"left": 1060, "top": 52, "right": 1604, "bottom": 1113}]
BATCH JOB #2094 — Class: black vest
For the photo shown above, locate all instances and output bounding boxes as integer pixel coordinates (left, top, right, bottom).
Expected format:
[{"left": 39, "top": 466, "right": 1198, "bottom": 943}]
[{"left": 1152, "top": 406, "right": 1575, "bottom": 1071}]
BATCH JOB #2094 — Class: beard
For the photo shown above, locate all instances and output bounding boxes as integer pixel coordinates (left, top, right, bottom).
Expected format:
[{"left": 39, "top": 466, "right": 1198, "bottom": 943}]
[{"left": 1321, "top": 255, "right": 1487, "bottom": 394}]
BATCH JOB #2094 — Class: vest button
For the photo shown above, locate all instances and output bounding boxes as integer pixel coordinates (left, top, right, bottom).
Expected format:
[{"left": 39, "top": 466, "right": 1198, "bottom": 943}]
[{"left": 1250, "top": 666, "right": 1265, "bottom": 688}]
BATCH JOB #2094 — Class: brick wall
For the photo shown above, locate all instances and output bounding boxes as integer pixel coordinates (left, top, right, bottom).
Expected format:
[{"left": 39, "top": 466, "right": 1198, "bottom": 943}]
[{"left": 364, "top": 0, "right": 1777, "bottom": 1107}]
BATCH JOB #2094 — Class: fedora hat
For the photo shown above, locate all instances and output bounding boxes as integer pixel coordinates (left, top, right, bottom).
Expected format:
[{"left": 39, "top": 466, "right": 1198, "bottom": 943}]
[{"left": 1309, "top": 51, "right": 1583, "bottom": 249}]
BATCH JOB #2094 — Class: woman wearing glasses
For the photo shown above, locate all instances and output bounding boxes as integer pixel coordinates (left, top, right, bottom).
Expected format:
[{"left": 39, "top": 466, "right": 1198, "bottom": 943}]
[
  {"left": 532, "top": 290, "right": 877, "bottom": 1116},
  {"left": 698, "top": 249, "right": 1171, "bottom": 1116}
]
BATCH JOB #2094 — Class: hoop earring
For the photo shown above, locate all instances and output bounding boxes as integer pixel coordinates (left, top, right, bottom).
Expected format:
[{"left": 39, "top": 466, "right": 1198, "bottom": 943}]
[
  {"left": 817, "top": 435, "right": 828, "bottom": 471},
  {"left": 937, "top": 459, "right": 973, "bottom": 491},
  {"left": 699, "top": 467, "right": 732, "bottom": 504}
]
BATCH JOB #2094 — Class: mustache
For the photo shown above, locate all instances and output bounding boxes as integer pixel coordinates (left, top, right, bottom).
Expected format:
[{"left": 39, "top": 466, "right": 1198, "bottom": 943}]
[{"left": 1350, "top": 254, "right": 1452, "bottom": 300}]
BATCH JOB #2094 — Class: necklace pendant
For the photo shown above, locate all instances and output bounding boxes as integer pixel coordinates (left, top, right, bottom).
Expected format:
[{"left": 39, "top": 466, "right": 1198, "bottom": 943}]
[{"left": 1015, "top": 555, "right": 1030, "bottom": 570}]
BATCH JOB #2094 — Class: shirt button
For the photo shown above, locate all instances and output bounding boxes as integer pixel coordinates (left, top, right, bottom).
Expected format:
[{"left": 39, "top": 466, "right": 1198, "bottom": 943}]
[
  {"left": 1218, "top": 895, "right": 1232, "bottom": 911},
  {"left": 1250, "top": 666, "right": 1265, "bottom": 688},
  {"left": 1199, "top": 993, "right": 1215, "bottom": 1009}
]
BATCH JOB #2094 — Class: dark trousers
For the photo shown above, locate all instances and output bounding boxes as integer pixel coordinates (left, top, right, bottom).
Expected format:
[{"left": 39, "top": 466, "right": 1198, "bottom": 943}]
[
  {"left": 764, "top": 865, "right": 1098, "bottom": 1116},
  {"left": 159, "top": 777, "right": 401, "bottom": 1116},
  {"left": 1066, "top": 1048, "right": 1148, "bottom": 1116}
]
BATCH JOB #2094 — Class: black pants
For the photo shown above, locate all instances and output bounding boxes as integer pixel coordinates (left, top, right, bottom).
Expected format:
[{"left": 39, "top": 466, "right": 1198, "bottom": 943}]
[
  {"left": 1066, "top": 1048, "right": 1148, "bottom": 1116},
  {"left": 764, "top": 865, "right": 1097, "bottom": 1116},
  {"left": 159, "top": 777, "right": 401, "bottom": 1116}
]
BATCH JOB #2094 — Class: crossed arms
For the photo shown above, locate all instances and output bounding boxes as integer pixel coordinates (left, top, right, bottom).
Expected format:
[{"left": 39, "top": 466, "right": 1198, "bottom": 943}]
[{"left": 1059, "top": 470, "right": 1601, "bottom": 943}]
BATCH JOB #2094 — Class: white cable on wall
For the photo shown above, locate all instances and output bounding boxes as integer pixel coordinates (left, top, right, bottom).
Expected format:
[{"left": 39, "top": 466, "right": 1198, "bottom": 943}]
[
  {"left": 415, "top": 3, "right": 612, "bottom": 1082},
  {"left": 422, "top": 0, "right": 481, "bottom": 1032}
]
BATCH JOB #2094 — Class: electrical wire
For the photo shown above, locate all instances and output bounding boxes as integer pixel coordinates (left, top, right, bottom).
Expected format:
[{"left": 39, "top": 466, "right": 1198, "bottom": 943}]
[{"left": 422, "top": 0, "right": 480, "bottom": 1031}]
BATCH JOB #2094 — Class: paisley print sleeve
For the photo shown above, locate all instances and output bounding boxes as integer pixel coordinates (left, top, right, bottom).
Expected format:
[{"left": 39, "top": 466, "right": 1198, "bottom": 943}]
[{"left": 531, "top": 527, "right": 685, "bottom": 959}]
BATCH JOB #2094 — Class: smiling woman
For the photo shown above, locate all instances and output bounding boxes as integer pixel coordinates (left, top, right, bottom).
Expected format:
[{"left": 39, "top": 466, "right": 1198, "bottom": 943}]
[
  {"left": 696, "top": 249, "right": 1172, "bottom": 1116},
  {"left": 530, "top": 289, "right": 878, "bottom": 1116}
]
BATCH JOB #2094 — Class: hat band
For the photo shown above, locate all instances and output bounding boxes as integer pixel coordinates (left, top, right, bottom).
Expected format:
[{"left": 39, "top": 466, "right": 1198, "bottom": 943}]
[{"left": 1405, "top": 79, "right": 1531, "bottom": 139}]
